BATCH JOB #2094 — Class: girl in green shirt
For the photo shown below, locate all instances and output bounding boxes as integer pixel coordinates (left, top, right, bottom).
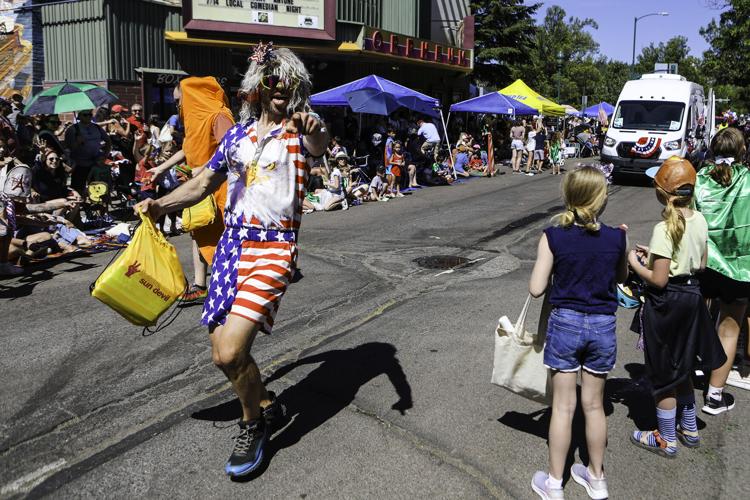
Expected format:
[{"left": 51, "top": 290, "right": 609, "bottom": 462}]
[{"left": 694, "top": 127, "right": 750, "bottom": 415}]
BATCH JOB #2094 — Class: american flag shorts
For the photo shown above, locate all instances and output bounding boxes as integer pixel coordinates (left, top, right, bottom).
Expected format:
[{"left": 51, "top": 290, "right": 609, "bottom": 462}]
[{"left": 201, "top": 226, "right": 297, "bottom": 334}]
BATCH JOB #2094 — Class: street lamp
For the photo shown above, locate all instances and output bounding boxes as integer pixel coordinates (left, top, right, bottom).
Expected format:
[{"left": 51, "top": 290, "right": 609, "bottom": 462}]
[
  {"left": 632, "top": 12, "right": 669, "bottom": 67},
  {"left": 556, "top": 51, "right": 564, "bottom": 101}
]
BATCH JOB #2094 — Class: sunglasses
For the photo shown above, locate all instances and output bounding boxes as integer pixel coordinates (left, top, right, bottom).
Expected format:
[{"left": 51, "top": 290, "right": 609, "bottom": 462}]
[
  {"left": 132, "top": 109, "right": 142, "bottom": 113},
  {"left": 260, "top": 74, "right": 299, "bottom": 91}
]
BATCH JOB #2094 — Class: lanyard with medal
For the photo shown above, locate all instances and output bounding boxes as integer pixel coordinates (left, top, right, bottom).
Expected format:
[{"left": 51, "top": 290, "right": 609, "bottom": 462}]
[{"left": 244, "top": 120, "right": 284, "bottom": 186}]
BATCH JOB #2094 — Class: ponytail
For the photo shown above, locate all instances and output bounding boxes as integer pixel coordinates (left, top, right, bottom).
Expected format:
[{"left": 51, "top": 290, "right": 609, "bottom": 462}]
[
  {"left": 708, "top": 127, "right": 746, "bottom": 187},
  {"left": 709, "top": 163, "right": 733, "bottom": 187},
  {"left": 554, "top": 208, "right": 576, "bottom": 228},
  {"left": 662, "top": 195, "right": 686, "bottom": 252}
]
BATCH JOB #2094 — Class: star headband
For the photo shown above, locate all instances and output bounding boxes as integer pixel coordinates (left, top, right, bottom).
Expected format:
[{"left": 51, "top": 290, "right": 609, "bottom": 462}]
[{"left": 249, "top": 41, "right": 275, "bottom": 65}]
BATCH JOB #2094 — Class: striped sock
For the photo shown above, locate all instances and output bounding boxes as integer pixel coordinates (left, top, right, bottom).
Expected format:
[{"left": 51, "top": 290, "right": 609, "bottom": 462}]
[
  {"left": 678, "top": 395, "right": 700, "bottom": 445},
  {"left": 657, "top": 407, "right": 678, "bottom": 452},
  {"left": 634, "top": 407, "right": 678, "bottom": 455}
]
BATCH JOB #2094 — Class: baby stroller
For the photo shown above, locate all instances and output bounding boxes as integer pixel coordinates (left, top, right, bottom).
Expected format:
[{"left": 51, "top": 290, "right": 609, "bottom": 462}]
[{"left": 576, "top": 136, "right": 596, "bottom": 158}]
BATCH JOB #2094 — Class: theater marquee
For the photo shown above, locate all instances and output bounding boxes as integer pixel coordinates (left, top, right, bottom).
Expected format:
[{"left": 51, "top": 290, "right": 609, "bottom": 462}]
[{"left": 185, "top": 0, "right": 336, "bottom": 40}]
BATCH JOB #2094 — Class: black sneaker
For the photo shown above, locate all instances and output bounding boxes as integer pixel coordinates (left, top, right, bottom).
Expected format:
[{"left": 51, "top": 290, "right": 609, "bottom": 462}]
[
  {"left": 225, "top": 418, "right": 269, "bottom": 477},
  {"left": 262, "top": 391, "right": 286, "bottom": 433},
  {"left": 702, "top": 392, "right": 735, "bottom": 415}
]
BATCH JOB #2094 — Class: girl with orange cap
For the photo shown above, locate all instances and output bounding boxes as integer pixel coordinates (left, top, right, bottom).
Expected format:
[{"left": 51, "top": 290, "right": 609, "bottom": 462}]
[{"left": 628, "top": 156, "right": 725, "bottom": 458}]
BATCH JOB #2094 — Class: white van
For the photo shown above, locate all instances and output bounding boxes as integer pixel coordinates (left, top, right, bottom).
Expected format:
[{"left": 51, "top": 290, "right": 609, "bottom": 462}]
[{"left": 601, "top": 73, "right": 709, "bottom": 177}]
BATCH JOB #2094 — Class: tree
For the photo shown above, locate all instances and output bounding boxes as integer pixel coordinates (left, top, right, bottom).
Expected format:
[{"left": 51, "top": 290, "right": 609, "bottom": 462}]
[
  {"left": 514, "top": 5, "right": 601, "bottom": 105},
  {"left": 634, "top": 36, "right": 705, "bottom": 86},
  {"left": 470, "top": 0, "right": 540, "bottom": 86},
  {"left": 700, "top": 0, "right": 750, "bottom": 110},
  {"left": 594, "top": 59, "right": 631, "bottom": 105}
]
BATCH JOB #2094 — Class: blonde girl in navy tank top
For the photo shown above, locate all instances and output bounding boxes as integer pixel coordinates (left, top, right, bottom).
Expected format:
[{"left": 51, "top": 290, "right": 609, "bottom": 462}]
[{"left": 529, "top": 166, "right": 628, "bottom": 500}]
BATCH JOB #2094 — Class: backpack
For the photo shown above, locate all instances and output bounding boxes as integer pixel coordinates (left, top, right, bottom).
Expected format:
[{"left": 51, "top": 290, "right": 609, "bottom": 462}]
[
  {"left": 2, "top": 163, "right": 32, "bottom": 199},
  {"left": 72, "top": 122, "right": 108, "bottom": 146}
]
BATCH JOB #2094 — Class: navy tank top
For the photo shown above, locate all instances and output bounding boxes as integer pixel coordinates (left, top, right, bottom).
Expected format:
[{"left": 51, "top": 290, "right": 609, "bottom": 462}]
[{"left": 544, "top": 224, "right": 626, "bottom": 314}]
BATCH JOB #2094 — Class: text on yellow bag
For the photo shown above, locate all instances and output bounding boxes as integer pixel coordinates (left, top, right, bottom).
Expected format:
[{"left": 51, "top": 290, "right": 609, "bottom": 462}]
[{"left": 91, "top": 213, "right": 186, "bottom": 326}]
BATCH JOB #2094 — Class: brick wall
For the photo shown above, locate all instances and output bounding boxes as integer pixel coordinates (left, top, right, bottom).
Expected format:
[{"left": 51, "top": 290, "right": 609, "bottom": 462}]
[{"left": 106, "top": 81, "right": 145, "bottom": 109}]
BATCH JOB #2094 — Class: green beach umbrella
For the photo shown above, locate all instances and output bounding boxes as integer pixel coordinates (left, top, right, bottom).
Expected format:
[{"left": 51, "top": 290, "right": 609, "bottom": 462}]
[{"left": 24, "top": 82, "right": 119, "bottom": 115}]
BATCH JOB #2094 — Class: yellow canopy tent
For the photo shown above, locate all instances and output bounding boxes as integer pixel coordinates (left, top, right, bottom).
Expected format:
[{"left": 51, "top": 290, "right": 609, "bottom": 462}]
[{"left": 499, "top": 79, "right": 566, "bottom": 117}]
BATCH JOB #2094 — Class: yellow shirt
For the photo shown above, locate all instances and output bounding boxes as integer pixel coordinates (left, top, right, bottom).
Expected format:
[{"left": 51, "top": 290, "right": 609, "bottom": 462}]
[{"left": 648, "top": 211, "right": 707, "bottom": 277}]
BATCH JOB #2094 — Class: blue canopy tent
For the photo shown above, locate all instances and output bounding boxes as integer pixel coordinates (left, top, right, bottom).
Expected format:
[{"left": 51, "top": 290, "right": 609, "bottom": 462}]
[
  {"left": 449, "top": 91, "right": 538, "bottom": 116},
  {"left": 446, "top": 93, "right": 537, "bottom": 175},
  {"left": 310, "top": 74, "right": 441, "bottom": 117},
  {"left": 311, "top": 75, "right": 458, "bottom": 176},
  {"left": 582, "top": 101, "right": 615, "bottom": 119}
]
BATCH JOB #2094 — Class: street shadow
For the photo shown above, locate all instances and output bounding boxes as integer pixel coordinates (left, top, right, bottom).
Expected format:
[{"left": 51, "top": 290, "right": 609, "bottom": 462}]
[
  {"left": 0, "top": 256, "right": 99, "bottom": 300},
  {"left": 0, "top": 268, "right": 55, "bottom": 299},
  {"left": 290, "top": 267, "right": 304, "bottom": 284},
  {"left": 191, "top": 342, "right": 413, "bottom": 481},
  {"left": 605, "top": 363, "right": 657, "bottom": 430},
  {"left": 498, "top": 361, "right": 709, "bottom": 482},
  {"left": 611, "top": 363, "right": 706, "bottom": 431},
  {"left": 498, "top": 384, "right": 614, "bottom": 481},
  {"left": 192, "top": 398, "right": 241, "bottom": 422}
]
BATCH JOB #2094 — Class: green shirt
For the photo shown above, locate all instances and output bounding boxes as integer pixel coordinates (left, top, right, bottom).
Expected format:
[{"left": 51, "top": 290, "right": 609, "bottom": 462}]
[
  {"left": 648, "top": 211, "right": 707, "bottom": 277},
  {"left": 695, "top": 163, "right": 750, "bottom": 282}
]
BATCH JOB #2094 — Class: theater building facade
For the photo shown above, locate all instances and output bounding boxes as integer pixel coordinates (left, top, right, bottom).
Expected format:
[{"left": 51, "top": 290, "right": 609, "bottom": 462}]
[{"left": 35, "top": 0, "right": 473, "bottom": 117}]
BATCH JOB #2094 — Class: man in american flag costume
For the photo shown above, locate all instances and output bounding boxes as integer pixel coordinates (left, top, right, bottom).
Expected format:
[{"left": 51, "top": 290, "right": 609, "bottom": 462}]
[{"left": 136, "top": 43, "right": 328, "bottom": 477}]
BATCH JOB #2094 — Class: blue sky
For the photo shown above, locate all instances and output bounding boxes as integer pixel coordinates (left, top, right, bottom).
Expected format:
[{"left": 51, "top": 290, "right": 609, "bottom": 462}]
[{"left": 528, "top": 0, "right": 726, "bottom": 62}]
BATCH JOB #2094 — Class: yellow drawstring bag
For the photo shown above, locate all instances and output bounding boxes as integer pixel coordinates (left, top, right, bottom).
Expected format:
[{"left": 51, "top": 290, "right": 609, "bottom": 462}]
[
  {"left": 91, "top": 213, "right": 186, "bottom": 326},
  {"left": 181, "top": 195, "right": 216, "bottom": 232}
]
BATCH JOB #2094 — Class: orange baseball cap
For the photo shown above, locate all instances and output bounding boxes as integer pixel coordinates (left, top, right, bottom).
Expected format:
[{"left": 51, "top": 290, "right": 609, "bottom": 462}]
[
  {"left": 111, "top": 104, "right": 128, "bottom": 113},
  {"left": 645, "top": 156, "right": 696, "bottom": 196}
]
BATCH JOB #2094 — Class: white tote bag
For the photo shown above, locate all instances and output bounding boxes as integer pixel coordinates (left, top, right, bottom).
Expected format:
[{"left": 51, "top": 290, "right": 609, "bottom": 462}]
[{"left": 491, "top": 294, "right": 551, "bottom": 405}]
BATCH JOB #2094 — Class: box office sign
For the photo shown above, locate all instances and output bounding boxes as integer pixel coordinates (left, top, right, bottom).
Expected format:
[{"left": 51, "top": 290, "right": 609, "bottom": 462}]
[
  {"left": 362, "top": 27, "right": 472, "bottom": 69},
  {"left": 186, "top": 0, "right": 335, "bottom": 40}
]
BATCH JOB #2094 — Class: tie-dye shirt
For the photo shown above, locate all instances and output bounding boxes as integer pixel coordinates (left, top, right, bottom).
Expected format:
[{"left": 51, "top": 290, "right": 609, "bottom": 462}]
[{"left": 206, "top": 120, "right": 308, "bottom": 232}]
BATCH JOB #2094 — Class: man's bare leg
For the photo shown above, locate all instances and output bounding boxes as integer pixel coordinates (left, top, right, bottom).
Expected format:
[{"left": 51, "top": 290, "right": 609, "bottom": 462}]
[
  {"left": 210, "top": 315, "right": 270, "bottom": 421},
  {"left": 210, "top": 314, "right": 276, "bottom": 477}
]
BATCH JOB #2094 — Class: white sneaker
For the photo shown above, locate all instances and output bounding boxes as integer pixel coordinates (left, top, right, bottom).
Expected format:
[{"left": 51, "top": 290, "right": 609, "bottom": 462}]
[
  {"left": 726, "top": 368, "right": 750, "bottom": 391},
  {"left": 570, "top": 464, "right": 608, "bottom": 499},
  {"left": 531, "top": 471, "right": 565, "bottom": 499},
  {"left": 0, "top": 262, "right": 23, "bottom": 277}
]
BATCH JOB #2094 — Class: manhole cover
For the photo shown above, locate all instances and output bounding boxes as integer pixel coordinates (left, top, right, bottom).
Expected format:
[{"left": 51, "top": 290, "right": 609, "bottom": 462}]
[{"left": 413, "top": 255, "right": 471, "bottom": 270}]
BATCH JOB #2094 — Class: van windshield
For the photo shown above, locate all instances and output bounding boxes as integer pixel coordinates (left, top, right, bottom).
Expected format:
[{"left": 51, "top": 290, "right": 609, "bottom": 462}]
[{"left": 612, "top": 101, "right": 685, "bottom": 131}]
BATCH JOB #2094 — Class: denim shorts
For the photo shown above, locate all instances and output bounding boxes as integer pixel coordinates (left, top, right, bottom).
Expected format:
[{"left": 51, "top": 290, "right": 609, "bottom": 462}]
[{"left": 543, "top": 308, "right": 617, "bottom": 374}]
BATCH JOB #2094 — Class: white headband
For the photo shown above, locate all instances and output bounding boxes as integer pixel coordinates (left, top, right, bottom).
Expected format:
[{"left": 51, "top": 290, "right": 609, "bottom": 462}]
[{"left": 714, "top": 156, "right": 735, "bottom": 165}]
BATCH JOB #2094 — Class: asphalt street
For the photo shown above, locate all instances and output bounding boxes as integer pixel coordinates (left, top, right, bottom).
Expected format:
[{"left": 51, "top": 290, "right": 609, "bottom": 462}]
[{"left": 1, "top": 161, "right": 748, "bottom": 499}]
